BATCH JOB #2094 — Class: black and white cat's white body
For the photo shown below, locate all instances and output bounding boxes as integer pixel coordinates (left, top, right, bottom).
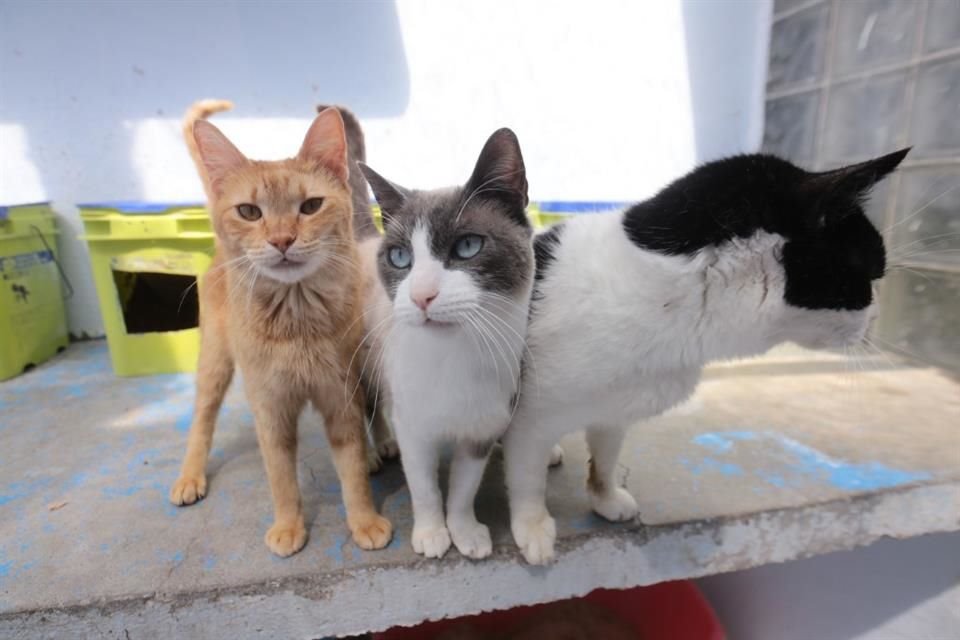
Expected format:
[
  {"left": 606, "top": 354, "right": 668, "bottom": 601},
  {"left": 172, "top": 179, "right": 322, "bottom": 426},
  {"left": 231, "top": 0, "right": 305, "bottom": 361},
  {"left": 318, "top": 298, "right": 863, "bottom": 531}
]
[
  {"left": 505, "top": 150, "right": 908, "bottom": 564},
  {"left": 361, "top": 129, "right": 534, "bottom": 560}
]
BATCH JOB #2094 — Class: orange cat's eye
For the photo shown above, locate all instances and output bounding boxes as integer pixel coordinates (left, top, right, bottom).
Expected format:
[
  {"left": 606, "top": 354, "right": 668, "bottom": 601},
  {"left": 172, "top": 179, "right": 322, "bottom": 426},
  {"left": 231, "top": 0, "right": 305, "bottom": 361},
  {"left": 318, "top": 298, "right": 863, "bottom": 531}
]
[
  {"left": 237, "top": 204, "right": 262, "bottom": 221},
  {"left": 299, "top": 197, "right": 324, "bottom": 215}
]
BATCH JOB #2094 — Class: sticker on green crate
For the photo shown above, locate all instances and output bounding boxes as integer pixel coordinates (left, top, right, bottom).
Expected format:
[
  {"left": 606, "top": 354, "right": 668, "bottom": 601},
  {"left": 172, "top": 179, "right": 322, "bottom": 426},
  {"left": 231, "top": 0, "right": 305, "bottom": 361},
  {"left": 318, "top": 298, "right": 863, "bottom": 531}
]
[
  {"left": 0, "top": 249, "right": 54, "bottom": 273},
  {"left": 109, "top": 253, "right": 200, "bottom": 276}
]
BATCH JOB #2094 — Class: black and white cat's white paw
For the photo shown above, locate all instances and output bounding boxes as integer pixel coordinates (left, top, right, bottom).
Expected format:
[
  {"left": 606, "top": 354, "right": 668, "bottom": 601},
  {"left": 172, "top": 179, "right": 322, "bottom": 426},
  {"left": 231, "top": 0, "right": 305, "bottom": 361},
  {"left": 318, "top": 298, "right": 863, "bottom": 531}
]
[
  {"left": 511, "top": 513, "right": 557, "bottom": 565},
  {"left": 548, "top": 444, "right": 564, "bottom": 467},
  {"left": 589, "top": 487, "right": 638, "bottom": 522},
  {"left": 412, "top": 524, "right": 452, "bottom": 559},
  {"left": 448, "top": 519, "right": 492, "bottom": 560}
]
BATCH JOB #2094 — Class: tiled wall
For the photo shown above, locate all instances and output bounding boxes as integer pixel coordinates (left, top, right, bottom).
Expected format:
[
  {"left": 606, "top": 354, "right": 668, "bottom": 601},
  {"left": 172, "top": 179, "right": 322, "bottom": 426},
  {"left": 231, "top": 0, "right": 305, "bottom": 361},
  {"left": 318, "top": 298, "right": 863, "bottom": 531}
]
[{"left": 764, "top": 0, "right": 960, "bottom": 371}]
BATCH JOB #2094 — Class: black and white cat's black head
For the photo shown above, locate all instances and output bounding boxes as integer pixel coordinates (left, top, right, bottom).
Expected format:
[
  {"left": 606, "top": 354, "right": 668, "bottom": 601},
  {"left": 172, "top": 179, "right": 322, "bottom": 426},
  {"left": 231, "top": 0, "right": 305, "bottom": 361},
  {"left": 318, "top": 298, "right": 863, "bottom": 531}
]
[
  {"left": 618, "top": 149, "right": 909, "bottom": 351},
  {"left": 359, "top": 128, "right": 534, "bottom": 328}
]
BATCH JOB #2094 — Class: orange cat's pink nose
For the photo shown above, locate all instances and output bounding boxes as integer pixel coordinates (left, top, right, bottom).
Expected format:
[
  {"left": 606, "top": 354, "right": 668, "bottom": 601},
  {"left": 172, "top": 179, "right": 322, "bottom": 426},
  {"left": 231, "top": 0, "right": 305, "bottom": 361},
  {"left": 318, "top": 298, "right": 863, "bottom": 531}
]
[{"left": 269, "top": 234, "right": 296, "bottom": 254}]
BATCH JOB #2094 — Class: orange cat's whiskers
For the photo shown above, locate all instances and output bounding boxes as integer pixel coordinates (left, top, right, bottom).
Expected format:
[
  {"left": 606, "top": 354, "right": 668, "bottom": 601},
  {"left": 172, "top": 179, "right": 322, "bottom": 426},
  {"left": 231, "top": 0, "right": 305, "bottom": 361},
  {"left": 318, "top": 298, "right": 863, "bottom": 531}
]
[{"left": 171, "top": 101, "right": 392, "bottom": 557}]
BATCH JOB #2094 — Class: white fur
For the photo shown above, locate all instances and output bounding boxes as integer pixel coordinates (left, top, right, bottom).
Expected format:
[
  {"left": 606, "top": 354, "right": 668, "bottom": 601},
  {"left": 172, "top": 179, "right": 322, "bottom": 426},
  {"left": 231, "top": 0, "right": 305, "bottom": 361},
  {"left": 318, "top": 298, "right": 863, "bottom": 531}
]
[
  {"left": 387, "top": 225, "right": 532, "bottom": 559},
  {"left": 505, "top": 211, "right": 875, "bottom": 564}
]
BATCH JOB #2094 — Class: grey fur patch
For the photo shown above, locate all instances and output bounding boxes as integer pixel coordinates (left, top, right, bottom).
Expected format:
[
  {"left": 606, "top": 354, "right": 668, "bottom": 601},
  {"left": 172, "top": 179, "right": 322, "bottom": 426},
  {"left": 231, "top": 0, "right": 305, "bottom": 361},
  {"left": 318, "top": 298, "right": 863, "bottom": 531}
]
[
  {"left": 463, "top": 437, "right": 497, "bottom": 459},
  {"left": 316, "top": 104, "right": 378, "bottom": 239},
  {"left": 361, "top": 128, "right": 534, "bottom": 301}
]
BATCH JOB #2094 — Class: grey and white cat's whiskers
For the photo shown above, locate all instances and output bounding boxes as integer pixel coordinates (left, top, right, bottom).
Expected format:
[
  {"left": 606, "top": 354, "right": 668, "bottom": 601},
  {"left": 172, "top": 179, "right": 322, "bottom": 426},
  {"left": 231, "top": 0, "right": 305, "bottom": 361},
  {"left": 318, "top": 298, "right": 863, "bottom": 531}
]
[{"left": 360, "top": 128, "right": 534, "bottom": 560}]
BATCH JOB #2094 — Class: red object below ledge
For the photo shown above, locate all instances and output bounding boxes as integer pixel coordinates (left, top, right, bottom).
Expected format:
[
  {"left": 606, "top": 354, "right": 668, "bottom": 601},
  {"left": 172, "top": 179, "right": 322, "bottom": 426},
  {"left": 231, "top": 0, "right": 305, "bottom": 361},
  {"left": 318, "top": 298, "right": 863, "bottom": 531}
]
[{"left": 374, "top": 580, "right": 725, "bottom": 640}]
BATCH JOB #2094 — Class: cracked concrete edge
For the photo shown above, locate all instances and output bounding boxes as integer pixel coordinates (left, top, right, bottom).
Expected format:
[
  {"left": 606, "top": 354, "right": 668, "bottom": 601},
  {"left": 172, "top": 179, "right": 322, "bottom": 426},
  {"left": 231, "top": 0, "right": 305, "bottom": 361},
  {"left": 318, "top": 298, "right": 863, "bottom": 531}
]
[{"left": 3, "top": 482, "right": 958, "bottom": 639}]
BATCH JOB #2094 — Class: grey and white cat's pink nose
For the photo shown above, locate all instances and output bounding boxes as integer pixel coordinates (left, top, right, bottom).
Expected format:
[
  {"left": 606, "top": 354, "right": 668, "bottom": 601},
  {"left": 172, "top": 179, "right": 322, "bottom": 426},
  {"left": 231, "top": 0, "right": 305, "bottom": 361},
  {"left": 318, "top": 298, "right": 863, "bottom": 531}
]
[
  {"left": 412, "top": 289, "right": 439, "bottom": 311},
  {"left": 269, "top": 234, "right": 296, "bottom": 254}
]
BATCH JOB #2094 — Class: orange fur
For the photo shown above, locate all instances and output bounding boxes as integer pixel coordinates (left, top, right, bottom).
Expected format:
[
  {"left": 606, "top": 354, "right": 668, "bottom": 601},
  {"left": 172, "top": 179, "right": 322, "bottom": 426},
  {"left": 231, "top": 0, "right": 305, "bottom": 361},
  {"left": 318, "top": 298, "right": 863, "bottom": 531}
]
[{"left": 169, "top": 100, "right": 392, "bottom": 556}]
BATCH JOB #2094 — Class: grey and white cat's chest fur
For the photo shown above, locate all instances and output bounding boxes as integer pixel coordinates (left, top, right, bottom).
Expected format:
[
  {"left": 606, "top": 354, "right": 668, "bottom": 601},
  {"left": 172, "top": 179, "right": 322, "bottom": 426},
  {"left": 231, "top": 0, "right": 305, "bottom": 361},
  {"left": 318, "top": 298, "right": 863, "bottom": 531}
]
[{"left": 360, "top": 128, "right": 535, "bottom": 561}]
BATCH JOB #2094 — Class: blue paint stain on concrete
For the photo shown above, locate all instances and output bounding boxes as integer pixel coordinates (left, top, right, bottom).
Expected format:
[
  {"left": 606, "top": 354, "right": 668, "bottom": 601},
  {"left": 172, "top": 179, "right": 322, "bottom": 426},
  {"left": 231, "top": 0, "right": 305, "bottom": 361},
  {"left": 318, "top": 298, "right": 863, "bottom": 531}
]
[
  {"left": 323, "top": 534, "right": 361, "bottom": 564},
  {"left": 690, "top": 430, "right": 932, "bottom": 492},
  {"left": 175, "top": 410, "right": 193, "bottom": 434},
  {"left": 692, "top": 433, "right": 734, "bottom": 453},
  {"left": 203, "top": 553, "right": 217, "bottom": 570},
  {"left": 757, "top": 471, "right": 787, "bottom": 488},
  {"left": 67, "top": 471, "right": 90, "bottom": 489},
  {"left": 774, "top": 435, "right": 932, "bottom": 491},
  {"left": 682, "top": 456, "right": 743, "bottom": 477},
  {"left": 102, "top": 485, "right": 141, "bottom": 498}
]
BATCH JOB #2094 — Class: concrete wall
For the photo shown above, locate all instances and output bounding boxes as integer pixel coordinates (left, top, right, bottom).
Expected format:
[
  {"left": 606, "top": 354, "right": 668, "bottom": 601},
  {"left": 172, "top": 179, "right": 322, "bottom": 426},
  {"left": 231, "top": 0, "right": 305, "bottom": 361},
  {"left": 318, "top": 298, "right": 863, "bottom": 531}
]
[
  {"left": 699, "top": 531, "right": 960, "bottom": 640},
  {"left": 0, "top": 0, "right": 771, "bottom": 336}
]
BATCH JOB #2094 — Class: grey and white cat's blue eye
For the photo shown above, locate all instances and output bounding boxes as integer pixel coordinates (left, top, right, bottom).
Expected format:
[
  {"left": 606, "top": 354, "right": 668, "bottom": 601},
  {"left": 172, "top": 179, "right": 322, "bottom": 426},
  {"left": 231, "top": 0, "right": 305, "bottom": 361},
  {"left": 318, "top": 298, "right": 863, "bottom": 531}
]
[
  {"left": 453, "top": 234, "right": 484, "bottom": 259},
  {"left": 388, "top": 245, "right": 412, "bottom": 269}
]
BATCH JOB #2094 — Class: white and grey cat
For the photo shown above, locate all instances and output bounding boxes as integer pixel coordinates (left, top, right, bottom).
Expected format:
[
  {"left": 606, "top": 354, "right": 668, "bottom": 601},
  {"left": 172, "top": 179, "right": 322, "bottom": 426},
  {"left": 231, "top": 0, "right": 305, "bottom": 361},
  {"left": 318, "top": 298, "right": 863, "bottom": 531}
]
[
  {"left": 359, "top": 129, "right": 534, "bottom": 559},
  {"left": 504, "top": 149, "right": 909, "bottom": 564}
]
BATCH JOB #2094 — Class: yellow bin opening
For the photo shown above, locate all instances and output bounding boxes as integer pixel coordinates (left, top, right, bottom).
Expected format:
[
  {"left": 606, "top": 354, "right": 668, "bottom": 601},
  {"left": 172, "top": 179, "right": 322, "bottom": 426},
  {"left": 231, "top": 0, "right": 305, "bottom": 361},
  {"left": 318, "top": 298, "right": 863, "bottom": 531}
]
[{"left": 79, "top": 202, "right": 214, "bottom": 377}]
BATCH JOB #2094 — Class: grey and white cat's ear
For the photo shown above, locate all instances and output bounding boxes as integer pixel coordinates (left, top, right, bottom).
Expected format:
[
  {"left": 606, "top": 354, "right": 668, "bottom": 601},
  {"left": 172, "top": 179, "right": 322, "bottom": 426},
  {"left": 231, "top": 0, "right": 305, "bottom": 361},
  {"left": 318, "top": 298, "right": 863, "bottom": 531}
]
[
  {"left": 192, "top": 120, "right": 249, "bottom": 196},
  {"left": 467, "top": 128, "right": 529, "bottom": 209},
  {"left": 808, "top": 148, "right": 910, "bottom": 197},
  {"left": 299, "top": 107, "right": 349, "bottom": 183},
  {"left": 357, "top": 162, "right": 410, "bottom": 221}
]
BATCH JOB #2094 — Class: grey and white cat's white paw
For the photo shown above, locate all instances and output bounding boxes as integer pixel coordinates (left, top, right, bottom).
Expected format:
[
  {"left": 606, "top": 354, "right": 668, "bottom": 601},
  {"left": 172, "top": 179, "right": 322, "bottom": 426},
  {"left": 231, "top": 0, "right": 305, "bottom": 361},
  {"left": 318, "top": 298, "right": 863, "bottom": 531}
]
[
  {"left": 366, "top": 447, "right": 385, "bottom": 474},
  {"left": 548, "top": 444, "right": 564, "bottom": 467},
  {"left": 511, "top": 513, "right": 557, "bottom": 565},
  {"left": 377, "top": 437, "right": 400, "bottom": 461},
  {"left": 589, "top": 486, "right": 638, "bottom": 522},
  {"left": 412, "top": 524, "right": 452, "bottom": 558},
  {"left": 448, "top": 519, "right": 492, "bottom": 560}
]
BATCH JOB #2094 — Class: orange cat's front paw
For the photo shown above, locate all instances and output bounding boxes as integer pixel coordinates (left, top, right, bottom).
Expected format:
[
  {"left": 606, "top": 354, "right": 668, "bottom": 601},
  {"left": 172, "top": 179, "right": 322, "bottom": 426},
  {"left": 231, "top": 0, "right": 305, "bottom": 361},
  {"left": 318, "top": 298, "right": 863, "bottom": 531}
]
[
  {"left": 350, "top": 514, "right": 393, "bottom": 550},
  {"left": 265, "top": 520, "right": 308, "bottom": 557},
  {"left": 170, "top": 475, "right": 207, "bottom": 506}
]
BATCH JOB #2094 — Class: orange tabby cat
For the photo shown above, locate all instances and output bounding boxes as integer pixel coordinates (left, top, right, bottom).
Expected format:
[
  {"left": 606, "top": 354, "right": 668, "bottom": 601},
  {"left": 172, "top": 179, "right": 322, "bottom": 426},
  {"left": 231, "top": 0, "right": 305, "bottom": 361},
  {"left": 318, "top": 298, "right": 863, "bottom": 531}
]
[{"left": 169, "top": 99, "right": 392, "bottom": 556}]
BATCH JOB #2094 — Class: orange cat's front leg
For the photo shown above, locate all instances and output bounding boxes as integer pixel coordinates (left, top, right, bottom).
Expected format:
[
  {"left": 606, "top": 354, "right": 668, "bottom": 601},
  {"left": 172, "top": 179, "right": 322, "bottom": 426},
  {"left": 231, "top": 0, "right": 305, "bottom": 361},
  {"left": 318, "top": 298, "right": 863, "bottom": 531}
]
[
  {"left": 250, "top": 390, "right": 309, "bottom": 557},
  {"left": 319, "top": 386, "right": 393, "bottom": 550},
  {"left": 170, "top": 315, "right": 234, "bottom": 506}
]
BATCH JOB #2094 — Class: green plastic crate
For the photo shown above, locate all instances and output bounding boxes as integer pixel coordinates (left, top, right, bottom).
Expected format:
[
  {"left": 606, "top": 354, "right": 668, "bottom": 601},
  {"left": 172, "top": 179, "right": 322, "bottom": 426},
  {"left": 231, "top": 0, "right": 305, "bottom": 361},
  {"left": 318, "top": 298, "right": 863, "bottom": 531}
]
[
  {"left": 0, "top": 203, "right": 69, "bottom": 381},
  {"left": 535, "top": 201, "right": 629, "bottom": 227},
  {"left": 79, "top": 202, "right": 214, "bottom": 376}
]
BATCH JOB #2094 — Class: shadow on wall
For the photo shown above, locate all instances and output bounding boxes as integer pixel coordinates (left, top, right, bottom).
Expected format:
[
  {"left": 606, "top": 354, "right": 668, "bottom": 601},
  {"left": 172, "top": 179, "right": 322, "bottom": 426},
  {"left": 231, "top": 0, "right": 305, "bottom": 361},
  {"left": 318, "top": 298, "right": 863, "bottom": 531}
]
[
  {"left": 680, "top": 0, "right": 772, "bottom": 163},
  {"left": 0, "top": 0, "right": 409, "bottom": 202}
]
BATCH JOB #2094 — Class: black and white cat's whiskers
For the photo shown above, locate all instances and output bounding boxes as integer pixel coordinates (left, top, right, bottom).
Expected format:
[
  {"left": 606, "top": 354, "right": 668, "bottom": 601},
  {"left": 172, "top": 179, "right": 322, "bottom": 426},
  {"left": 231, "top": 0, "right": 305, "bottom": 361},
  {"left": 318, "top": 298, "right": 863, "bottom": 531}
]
[{"left": 504, "top": 148, "right": 911, "bottom": 565}]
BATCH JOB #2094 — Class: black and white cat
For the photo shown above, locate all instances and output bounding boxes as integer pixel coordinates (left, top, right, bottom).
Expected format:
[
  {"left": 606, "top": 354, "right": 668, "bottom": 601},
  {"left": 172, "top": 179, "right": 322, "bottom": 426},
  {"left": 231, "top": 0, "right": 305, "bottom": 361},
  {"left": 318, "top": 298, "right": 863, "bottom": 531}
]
[
  {"left": 504, "top": 149, "right": 909, "bottom": 564},
  {"left": 360, "top": 129, "right": 534, "bottom": 560}
]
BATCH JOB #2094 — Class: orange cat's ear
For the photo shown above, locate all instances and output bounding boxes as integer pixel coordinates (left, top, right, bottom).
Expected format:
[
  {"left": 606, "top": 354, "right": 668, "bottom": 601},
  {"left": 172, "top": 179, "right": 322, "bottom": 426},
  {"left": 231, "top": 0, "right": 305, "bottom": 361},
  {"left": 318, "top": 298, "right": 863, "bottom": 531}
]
[
  {"left": 298, "top": 108, "right": 349, "bottom": 184},
  {"left": 192, "top": 120, "right": 248, "bottom": 196}
]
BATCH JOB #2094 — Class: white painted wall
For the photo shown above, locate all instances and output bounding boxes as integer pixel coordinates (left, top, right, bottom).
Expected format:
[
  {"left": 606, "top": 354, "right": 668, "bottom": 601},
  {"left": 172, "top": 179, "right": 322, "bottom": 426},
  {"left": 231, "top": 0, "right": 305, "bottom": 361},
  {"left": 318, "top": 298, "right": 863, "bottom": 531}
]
[{"left": 0, "top": 0, "right": 771, "bottom": 336}]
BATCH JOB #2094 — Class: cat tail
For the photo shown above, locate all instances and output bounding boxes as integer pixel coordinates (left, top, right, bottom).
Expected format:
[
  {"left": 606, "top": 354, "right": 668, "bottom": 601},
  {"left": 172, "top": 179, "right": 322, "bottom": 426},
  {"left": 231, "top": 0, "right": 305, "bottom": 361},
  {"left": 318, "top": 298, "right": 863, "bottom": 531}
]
[
  {"left": 182, "top": 99, "right": 234, "bottom": 202},
  {"left": 316, "top": 104, "right": 379, "bottom": 239}
]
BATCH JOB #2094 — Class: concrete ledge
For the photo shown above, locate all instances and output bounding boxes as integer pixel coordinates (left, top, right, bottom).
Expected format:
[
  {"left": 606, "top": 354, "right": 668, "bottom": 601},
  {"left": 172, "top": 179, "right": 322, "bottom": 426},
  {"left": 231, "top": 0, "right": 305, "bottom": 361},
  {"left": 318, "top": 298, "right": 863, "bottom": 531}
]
[
  {"left": 3, "top": 483, "right": 958, "bottom": 638},
  {"left": 2, "top": 342, "right": 958, "bottom": 638}
]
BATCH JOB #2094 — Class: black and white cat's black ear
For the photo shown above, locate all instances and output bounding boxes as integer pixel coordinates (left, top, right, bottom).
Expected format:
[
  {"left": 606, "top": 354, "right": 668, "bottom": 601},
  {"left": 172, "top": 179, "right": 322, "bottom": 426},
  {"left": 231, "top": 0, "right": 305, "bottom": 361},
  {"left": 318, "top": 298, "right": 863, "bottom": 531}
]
[
  {"left": 467, "top": 128, "right": 529, "bottom": 211},
  {"left": 357, "top": 162, "right": 410, "bottom": 222},
  {"left": 803, "top": 148, "right": 909, "bottom": 224},
  {"left": 808, "top": 148, "right": 910, "bottom": 197}
]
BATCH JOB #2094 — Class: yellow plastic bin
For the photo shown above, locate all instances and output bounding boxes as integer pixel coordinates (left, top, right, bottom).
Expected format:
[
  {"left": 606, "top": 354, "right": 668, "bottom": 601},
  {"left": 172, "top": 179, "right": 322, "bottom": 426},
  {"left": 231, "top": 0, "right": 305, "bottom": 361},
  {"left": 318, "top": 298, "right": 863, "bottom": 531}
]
[
  {"left": 535, "top": 201, "right": 629, "bottom": 227},
  {"left": 79, "top": 202, "right": 214, "bottom": 376},
  {"left": 0, "top": 202, "right": 70, "bottom": 380}
]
